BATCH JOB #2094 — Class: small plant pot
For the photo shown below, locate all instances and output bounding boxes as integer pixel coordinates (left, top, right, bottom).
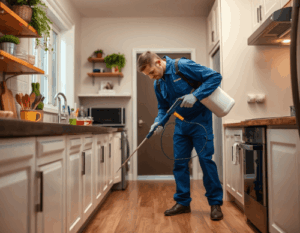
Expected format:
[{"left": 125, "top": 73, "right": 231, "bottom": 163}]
[
  {"left": 12, "top": 5, "right": 33, "bottom": 23},
  {"left": 1, "top": 42, "right": 16, "bottom": 55},
  {"left": 96, "top": 53, "right": 103, "bottom": 58},
  {"left": 112, "top": 66, "right": 120, "bottom": 73}
]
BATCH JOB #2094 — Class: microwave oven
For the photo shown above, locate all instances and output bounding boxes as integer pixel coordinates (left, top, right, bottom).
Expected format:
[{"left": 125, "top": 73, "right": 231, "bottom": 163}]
[{"left": 87, "top": 108, "right": 125, "bottom": 127}]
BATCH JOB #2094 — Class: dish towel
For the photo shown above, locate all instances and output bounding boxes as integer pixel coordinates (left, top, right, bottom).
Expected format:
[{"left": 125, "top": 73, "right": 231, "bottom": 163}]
[{"left": 232, "top": 142, "right": 239, "bottom": 165}]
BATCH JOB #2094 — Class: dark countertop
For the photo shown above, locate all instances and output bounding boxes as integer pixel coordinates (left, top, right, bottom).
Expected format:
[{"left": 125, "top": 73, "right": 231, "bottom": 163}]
[
  {"left": 0, "top": 118, "right": 119, "bottom": 138},
  {"left": 223, "top": 116, "right": 297, "bottom": 128}
]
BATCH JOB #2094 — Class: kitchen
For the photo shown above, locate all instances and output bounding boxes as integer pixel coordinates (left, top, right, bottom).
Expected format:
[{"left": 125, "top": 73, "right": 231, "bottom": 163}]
[{"left": 0, "top": 0, "right": 299, "bottom": 233}]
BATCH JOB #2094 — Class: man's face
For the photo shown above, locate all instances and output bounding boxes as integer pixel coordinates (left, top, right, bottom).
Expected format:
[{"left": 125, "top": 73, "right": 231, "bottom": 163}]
[{"left": 142, "top": 59, "right": 165, "bottom": 80}]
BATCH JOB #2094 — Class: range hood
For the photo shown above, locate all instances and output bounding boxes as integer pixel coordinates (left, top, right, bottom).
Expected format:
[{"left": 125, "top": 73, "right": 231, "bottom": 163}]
[{"left": 248, "top": 7, "right": 292, "bottom": 45}]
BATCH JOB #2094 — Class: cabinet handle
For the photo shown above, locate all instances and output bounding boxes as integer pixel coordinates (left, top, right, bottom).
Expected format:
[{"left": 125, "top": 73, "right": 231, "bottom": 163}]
[
  {"left": 109, "top": 143, "right": 111, "bottom": 158},
  {"left": 82, "top": 152, "right": 85, "bottom": 175},
  {"left": 36, "top": 171, "right": 43, "bottom": 212},
  {"left": 101, "top": 146, "right": 104, "bottom": 163},
  {"left": 232, "top": 146, "right": 233, "bottom": 161},
  {"left": 234, "top": 134, "right": 240, "bottom": 136},
  {"left": 98, "top": 147, "right": 101, "bottom": 165},
  {"left": 212, "top": 31, "right": 214, "bottom": 42},
  {"left": 257, "top": 8, "right": 259, "bottom": 23},
  {"left": 259, "top": 5, "right": 262, "bottom": 21}
]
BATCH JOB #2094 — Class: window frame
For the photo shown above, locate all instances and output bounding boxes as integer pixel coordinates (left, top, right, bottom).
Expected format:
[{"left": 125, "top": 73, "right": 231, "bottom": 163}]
[{"left": 29, "top": 23, "right": 62, "bottom": 113}]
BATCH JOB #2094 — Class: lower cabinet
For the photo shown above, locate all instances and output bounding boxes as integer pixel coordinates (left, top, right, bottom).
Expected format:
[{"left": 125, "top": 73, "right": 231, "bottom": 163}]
[
  {"left": 113, "top": 132, "right": 122, "bottom": 184},
  {"left": 225, "top": 128, "right": 244, "bottom": 206},
  {"left": 0, "top": 137, "right": 36, "bottom": 233},
  {"left": 36, "top": 136, "right": 66, "bottom": 233},
  {"left": 0, "top": 132, "right": 118, "bottom": 233},
  {"left": 267, "top": 129, "right": 300, "bottom": 233}
]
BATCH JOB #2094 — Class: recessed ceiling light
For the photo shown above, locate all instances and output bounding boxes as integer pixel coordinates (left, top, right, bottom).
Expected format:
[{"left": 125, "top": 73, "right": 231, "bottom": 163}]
[{"left": 282, "top": 39, "right": 291, "bottom": 44}]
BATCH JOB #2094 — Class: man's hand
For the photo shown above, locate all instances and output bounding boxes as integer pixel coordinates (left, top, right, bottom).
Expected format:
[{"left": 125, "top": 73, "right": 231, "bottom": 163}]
[
  {"left": 150, "top": 122, "right": 163, "bottom": 135},
  {"left": 180, "top": 94, "right": 197, "bottom": 108}
]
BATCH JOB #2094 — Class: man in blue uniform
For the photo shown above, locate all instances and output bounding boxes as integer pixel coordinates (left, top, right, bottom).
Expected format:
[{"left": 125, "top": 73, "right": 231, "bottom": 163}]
[{"left": 137, "top": 51, "right": 223, "bottom": 220}]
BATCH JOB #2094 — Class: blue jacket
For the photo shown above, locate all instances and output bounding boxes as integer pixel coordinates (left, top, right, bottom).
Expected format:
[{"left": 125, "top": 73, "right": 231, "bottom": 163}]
[{"left": 154, "top": 55, "right": 222, "bottom": 124}]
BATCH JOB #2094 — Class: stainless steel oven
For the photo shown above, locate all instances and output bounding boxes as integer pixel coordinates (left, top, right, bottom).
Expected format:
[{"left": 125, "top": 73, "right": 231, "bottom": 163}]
[{"left": 239, "top": 126, "right": 268, "bottom": 233}]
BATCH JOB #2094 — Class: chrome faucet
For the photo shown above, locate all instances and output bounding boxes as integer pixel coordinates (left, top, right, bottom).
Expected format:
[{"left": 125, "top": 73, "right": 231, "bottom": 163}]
[{"left": 54, "top": 92, "right": 68, "bottom": 123}]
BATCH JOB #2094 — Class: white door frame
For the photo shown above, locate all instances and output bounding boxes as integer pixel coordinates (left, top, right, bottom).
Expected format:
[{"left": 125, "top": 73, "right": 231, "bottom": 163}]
[{"left": 131, "top": 48, "right": 202, "bottom": 181}]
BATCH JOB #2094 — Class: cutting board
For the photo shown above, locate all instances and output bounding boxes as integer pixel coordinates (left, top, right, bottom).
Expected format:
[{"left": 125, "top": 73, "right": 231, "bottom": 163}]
[{"left": 0, "top": 81, "right": 17, "bottom": 118}]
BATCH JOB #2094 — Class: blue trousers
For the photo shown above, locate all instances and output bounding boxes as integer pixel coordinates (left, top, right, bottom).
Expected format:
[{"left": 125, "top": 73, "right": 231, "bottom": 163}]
[{"left": 172, "top": 115, "right": 223, "bottom": 207}]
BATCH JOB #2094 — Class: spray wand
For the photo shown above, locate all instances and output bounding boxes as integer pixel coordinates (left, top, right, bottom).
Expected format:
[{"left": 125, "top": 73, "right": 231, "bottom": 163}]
[{"left": 115, "top": 97, "right": 185, "bottom": 173}]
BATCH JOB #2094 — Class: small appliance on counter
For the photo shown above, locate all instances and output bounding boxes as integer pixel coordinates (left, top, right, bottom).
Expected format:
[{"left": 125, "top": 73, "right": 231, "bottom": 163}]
[
  {"left": 239, "top": 126, "right": 268, "bottom": 233},
  {"left": 87, "top": 107, "right": 125, "bottom": 127},
  {"left": 112, "top": 129, "right": 130, "bottom": 190}
]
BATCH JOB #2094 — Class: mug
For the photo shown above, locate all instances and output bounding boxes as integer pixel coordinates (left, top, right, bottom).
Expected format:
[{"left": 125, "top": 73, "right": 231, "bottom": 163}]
[{"left": 20, "top": 110, "right": 43, "bottom": 122}]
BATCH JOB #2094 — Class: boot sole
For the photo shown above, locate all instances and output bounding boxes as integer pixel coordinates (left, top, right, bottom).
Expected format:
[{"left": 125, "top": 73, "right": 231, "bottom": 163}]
[
  {"left": 164, "top": 209, "right": 191, "bottom": 216},
  {"left": 211, "top": 215, "right": 224, "bottom": 221}
]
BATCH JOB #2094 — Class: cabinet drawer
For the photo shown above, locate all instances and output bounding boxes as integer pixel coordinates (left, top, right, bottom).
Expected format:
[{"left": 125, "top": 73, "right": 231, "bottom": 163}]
[{"left": 37, "top": 136, "right": 65, "bottom": 157}]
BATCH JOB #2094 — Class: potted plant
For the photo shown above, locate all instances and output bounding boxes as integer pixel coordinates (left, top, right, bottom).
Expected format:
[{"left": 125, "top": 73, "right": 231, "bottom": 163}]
[
  {"left": 94, "top": 49, "right": 104, "bottom": 58},
  {"left": 0, "top": 35, "right": 20, "bottom": 55},
  {"left": 104, "top": 52, "right": 126, "bottom": 73},
  {"left": 8, "top": 0, "right": 54, "bottom": 52},
  {"left": 7, "top": 0, "right": 37, "bottom": 23}
]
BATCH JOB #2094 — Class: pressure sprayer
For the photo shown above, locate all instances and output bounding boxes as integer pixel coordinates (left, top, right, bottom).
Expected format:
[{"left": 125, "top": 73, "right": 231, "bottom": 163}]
[{"left": 116, "top": 89, "right": 235, "bottom": 174}]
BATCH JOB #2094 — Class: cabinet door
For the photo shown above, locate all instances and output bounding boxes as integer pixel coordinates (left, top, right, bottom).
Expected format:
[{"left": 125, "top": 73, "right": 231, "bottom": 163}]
[
  {"left": 82, "top": 148, "right": 93, "bottom": 222},
  {"left": 212, "top": 0, "right": 219, "bottom": 46},
  {"left": 0, "top": 138, "right": 36, "bottom": 233},
  {"left": 113, "top": 133, "right": 122, "bottom": 184},
  {"left": 225, "top": 129, "right": 233, "bottom": 192},
  {"left": 36, "top": 136, "right": 66, "bottom": 233},
  {"left": 252, "top": 0, "right": 263, "bottom": 32},
  {"left": 207, "top": 11, "right": 214, "bottom": 54},
  {"left": 95, "top": 135, "right": 104, "bottom": 205},
  {"left": 102, "top": 136, "right": 108, "bottom": 192},
  {"left": 261, "top": 0, "right": 281, "bottom": 22},
  {"left": 66, "top": 137, "right": 82, "bottom": 233},
  {"left": 267, "top": 129, "right": 300, "bottom": 233}
]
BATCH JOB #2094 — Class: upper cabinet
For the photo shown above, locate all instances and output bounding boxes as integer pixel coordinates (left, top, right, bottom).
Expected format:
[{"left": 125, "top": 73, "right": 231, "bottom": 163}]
[
  {"left": 207, "top": 0, "right": 220, "bottom": 54},
  {"left": 251, "top": 0, "right": 291, "bottom": 32}
]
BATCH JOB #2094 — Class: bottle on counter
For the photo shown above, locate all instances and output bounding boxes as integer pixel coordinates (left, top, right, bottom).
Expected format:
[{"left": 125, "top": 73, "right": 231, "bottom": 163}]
[
  {"left": 69, "top": 108, "right": 77, "bottom": 125},
  {"left": 78, "top": 106, "right": 86, "bottom": 119}
]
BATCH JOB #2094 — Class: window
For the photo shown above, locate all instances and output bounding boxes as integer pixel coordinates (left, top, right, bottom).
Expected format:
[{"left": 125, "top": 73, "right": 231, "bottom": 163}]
[{"left": 31, "top": 23, "right": 61, "bottom": 111}]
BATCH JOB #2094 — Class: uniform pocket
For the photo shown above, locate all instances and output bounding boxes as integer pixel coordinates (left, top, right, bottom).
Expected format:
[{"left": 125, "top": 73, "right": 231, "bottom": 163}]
[{"left": 172, "top": 76, "right": 191, "bottom": 95}]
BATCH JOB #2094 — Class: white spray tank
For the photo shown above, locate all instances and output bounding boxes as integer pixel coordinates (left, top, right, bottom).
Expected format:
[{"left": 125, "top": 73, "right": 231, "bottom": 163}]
[{"left": 198, "top": 86, "right": 235, "bottom": 118}]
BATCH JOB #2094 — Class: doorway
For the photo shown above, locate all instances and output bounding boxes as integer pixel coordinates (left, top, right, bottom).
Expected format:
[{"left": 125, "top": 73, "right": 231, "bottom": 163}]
[{"left": 137, "top": 53, "right": 192, "bottom": 177}]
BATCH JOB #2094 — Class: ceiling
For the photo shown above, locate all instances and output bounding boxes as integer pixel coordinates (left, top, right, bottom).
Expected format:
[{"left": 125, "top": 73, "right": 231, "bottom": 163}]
[{"left": 72, "top": 0, "right": 215, "bottom": 18}]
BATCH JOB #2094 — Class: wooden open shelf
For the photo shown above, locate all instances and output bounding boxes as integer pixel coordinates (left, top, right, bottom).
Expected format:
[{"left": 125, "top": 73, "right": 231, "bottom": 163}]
[
  {"left": 88, "top": 72, "right": 123, "bottom": 77},
  {"left": 0, "top": 3, "right": 41, "bottom": 38},
  {"left": 0, "top": 50, "right": 44, "bottom": 74},
  {"left": 88, "top": 57, "right": 105, "bottom": 63}
]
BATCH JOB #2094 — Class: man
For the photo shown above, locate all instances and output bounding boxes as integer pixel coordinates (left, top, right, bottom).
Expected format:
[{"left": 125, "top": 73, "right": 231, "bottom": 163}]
[{"left": 137, "top": 51, "right": 223, "bottom": 220}]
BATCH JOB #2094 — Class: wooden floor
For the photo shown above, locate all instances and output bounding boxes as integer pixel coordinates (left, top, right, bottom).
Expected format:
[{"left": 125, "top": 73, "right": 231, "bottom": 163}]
[{"left": 82, "top": 180, "right": 259, "bottom": 233}]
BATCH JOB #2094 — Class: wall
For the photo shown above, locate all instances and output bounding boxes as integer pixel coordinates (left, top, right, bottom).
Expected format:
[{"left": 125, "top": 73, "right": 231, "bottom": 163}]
[
  {"left": 79, "top": 17, "right": 208, "bottom": 179},
  {"left": 220, "top": 0, "right": 293, "bottom": 124},
  {"left": 0, "top": 0, "right": 81, "bottom": 123}
]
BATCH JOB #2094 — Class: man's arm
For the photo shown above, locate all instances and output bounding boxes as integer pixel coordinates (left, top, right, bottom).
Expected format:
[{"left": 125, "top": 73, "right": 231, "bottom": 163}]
[
  {"left": 178, "top": 58, "right": 222, "bottom": 102},
  {"left": 153, "top": 80, "right": 169, "bottom": 123}
]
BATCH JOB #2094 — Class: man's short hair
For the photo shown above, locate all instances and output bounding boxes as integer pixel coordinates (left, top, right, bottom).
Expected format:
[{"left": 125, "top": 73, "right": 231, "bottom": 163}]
[{"left": 137, "top": 51, "right": 162, "bottom": 73}]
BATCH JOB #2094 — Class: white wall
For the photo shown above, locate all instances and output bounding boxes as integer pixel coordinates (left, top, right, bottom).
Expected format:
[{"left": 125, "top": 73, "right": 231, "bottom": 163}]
[
  {"left": 79, "top": 17, "right": 208, "bottom": 178},
  {"left": 220, "top": 0, "right": 293, "bottom": 124}
]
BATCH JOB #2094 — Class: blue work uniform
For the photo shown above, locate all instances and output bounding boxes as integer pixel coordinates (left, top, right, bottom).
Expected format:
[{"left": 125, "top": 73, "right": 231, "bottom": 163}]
[{"left": 154, "top": 55, "right": 223, "bottom": 207}]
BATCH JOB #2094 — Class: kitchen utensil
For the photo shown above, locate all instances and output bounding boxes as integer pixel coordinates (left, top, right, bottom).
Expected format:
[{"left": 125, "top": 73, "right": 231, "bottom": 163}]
[
  {"left": 15, "top": 94, "right": 23, "bottom": 110},
  {"left": 0, "top": 110, "right": 14, "bottom": 118},
  {"left": 0, "top": 81, "right": 17, "bottom": 118},
  {"left": 33, "top": 96, "right": 44, "bottom": 110},
  {"left": 30, "top": 92, "right": 36, "bottom": 109},
  {"left": 20, "top": 110, "right": 43, "bottom": 122},
  {"left": 22, "top": 95, "right": 28, "bottom": 110}
]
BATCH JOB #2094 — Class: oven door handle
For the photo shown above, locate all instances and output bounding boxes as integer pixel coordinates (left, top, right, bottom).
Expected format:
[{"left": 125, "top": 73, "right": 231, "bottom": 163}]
[{"left": 239, "top": 143, "right": 263, "bottom": 151}]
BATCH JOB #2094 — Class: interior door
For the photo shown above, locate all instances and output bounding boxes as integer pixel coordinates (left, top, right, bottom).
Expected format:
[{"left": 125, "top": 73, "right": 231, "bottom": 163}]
[{"left": 137, "top": 53, "right": 191, "bottom": 176}]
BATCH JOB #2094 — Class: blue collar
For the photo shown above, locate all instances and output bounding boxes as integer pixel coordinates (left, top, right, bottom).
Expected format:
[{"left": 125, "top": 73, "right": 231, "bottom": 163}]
[{"left": 162, "top": 55, "right": 172, "bottom": 75}]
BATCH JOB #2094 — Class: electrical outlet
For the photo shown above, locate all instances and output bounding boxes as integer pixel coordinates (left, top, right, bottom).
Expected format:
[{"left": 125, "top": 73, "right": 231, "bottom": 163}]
[
  {"left": 256, "top": 94, "right": 266, "bottom": 103},
  {"left": 247, "top": 94, "right": 256, "bottom": 103}
]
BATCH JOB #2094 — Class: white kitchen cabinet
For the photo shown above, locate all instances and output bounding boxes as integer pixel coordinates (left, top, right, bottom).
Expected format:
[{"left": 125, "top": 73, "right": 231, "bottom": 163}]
[
  {"left": 113, "top": 132, "right": 122, "bottom": 184},
  {"left": 225, "top": 128, "right": 244, "bottom": 205},
  {"left": 103, "top": 135, "right": 108, "bottom": 192},
  {"left": 0, "top": 137, "right": 36, "bottom": 233},
  {"left": 94, "top": 134, "right": 105, "bottom": 206},
  {"left": 251, "top": 0, "right": 282, "bottom": 33},
  {"left": 267, "top": 129, "right": 300, "bottom": 233},
  {"left": 207, "top": 0, "right": 220, "bottom": 54},
  {"left": 108, "top": 133, "right": 114, "bottom": 186},
  {"left": 66, "top": 136, "right": 83, "bottom": 233},
  {"left": 281, "top": 0, "right": 292, "bottom": 7},
  {"left": 36, "top": 136, "right": 66, "bottom": 233},
  {"left": 82, "top": 136, "right": 94, "bottom": 224}
]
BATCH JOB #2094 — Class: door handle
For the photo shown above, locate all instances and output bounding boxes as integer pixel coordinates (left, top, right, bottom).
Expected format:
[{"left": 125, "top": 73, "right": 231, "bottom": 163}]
[
  {"left": 82, "top": 152, "right": 85, "bottom": 175},
  {"left": 138, "top": 119, "right": 144, "bottom": 127},
  {"left": 36, "top": 171, "right": 43, "bottom": 212}
]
